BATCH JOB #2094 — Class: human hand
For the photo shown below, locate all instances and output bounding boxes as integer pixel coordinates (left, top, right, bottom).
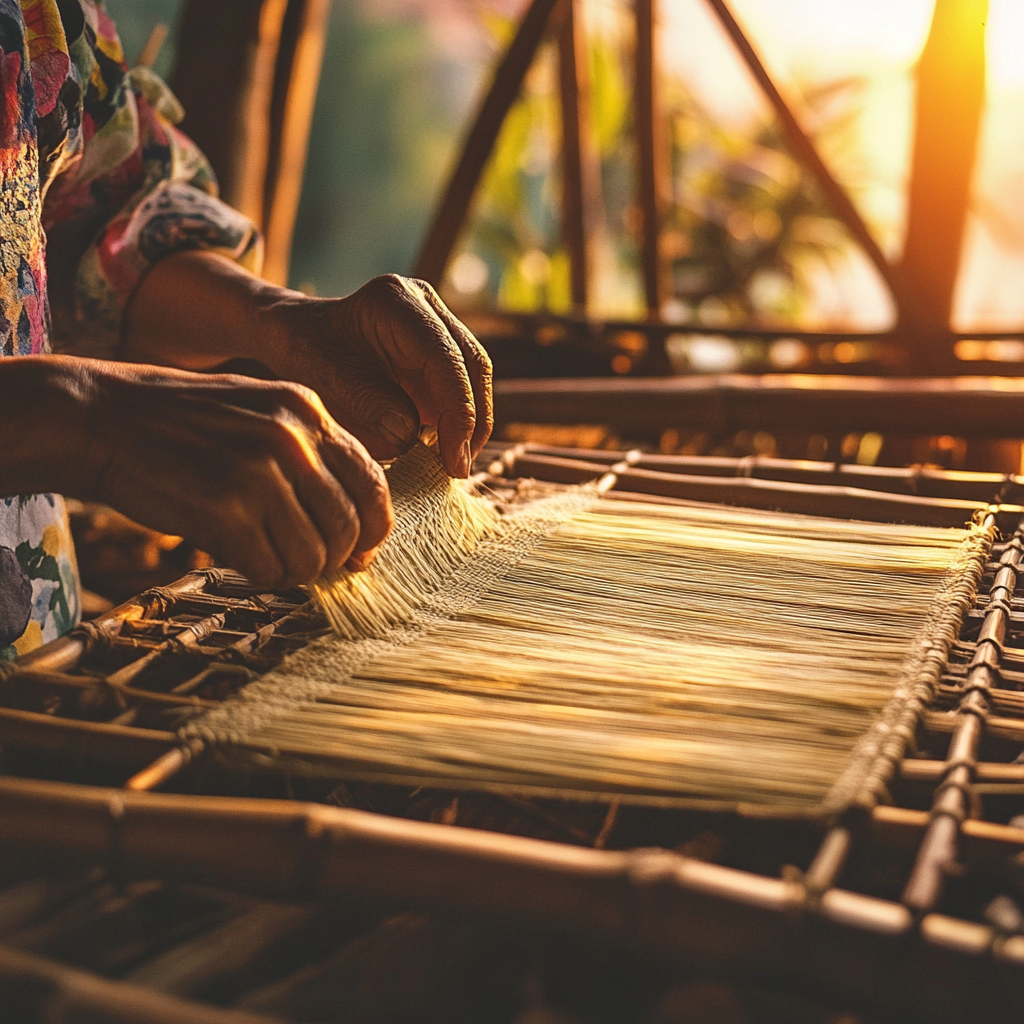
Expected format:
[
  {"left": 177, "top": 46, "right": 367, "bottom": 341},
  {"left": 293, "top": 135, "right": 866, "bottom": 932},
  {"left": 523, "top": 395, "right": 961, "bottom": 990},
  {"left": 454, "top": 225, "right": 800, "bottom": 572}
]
[
  {"left": 262, "top": 275, "right": 493, "bottom": 477},
  {"left": 47, "top": 358, "right": 392, "bottom": 587}
]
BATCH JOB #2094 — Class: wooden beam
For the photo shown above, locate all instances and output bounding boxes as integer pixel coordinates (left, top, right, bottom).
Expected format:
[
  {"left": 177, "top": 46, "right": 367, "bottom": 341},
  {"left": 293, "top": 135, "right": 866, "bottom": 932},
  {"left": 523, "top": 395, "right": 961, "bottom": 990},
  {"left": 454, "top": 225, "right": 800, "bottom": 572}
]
[
  {"left": 493, "top": 374, "right": 1024, "bottom": 439},
  {"left": 173, "top": 0, "right": 289, "bottom": 227},
  {"left": 414, "top": 0, "right": 565, "bottom": 285},
  {"left": 634, "top": 0, "right": 667, "bottom": 313},
  {"left": 899, "top": 0, "right": 988, "bottom": 371},
  {"left": 558, "top": 0, "right": 598, "bottom": 310},
  {"left": 262, "top": 0, "right": 332, "bottom": 286}
]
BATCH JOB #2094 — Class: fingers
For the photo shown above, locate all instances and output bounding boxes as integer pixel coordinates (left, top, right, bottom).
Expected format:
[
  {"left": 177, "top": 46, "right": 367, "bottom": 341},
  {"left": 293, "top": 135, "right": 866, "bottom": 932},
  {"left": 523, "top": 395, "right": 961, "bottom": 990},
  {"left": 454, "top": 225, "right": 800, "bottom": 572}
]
[
  {"left": 210, "top": 519, "right": 287, "bottom": 591},
  {"left": 265, "top": 396, "right": 393, "bottom": 576},
  {"left": 359, "top": 275, "right": 477, "bottom": 477},
  {"left": 285, "top": 447, "right": 361, "bottom": 575},
  {"left": 331, "top": 372, "right": 421, "bottom": 464},
  {"left": 413, "top": 280, "right": 493, "bottom": 460},
  {"left": 261, "top": 462, "right": 330, "bottom": 588},
  {"left": 316, "top": 426, "right": 394, "bottom": 557},
  {"left": 87, "top": 369, "right": 394, "bottom": 588}
]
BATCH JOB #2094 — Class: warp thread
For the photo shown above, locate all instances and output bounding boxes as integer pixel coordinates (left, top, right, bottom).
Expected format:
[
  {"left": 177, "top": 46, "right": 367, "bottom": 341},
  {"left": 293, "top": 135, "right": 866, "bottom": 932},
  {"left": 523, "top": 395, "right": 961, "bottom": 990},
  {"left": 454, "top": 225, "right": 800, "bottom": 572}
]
[{"left": 182, "top": 445, "right": 993, "bottom": 817}]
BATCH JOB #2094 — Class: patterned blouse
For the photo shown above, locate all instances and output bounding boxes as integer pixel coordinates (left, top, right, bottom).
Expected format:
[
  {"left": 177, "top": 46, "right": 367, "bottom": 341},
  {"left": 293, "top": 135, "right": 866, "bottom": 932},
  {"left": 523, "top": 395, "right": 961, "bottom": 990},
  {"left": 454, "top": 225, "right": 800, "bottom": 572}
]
[{"left": 0, "top": 0, "right": 260, "bottom": 659}]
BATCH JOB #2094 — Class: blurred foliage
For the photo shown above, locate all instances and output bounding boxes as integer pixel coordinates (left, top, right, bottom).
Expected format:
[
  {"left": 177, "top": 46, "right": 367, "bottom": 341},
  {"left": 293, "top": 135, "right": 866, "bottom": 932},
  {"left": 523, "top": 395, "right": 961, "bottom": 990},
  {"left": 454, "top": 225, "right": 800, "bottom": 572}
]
[
  {"left": 447, "top": 3, "right": 861, "bottom": 328},
  {"left": 665, "top": 76, "right": 864, "bottom": 327},
  {"left": 446, "top": 6, "right": 644, "bottom": 316}
]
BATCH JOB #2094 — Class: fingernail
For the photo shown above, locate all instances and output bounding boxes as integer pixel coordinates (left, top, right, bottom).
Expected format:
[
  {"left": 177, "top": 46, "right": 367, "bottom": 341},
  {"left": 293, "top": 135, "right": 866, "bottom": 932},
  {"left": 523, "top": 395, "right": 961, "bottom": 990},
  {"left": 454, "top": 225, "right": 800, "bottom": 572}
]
[
  {"left": 380, "top": 412, "right": 416, "bottom": 448},
  {"left": 457, "top": 440, "right": 473, "bottom": 478},
  {"left": 345, "top": 546, "right": 379, "bottom": 573}
]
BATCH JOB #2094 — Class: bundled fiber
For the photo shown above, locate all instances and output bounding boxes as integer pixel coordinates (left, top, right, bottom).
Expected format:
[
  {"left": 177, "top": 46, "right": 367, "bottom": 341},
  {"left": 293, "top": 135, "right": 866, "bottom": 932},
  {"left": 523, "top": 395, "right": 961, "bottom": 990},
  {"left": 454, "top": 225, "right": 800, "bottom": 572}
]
[
  {"left": 309, "top": 444, "right": 500, "bottom": 639},
  {"left": 184, "top": 445, "right": 993, "bottom": 817}
]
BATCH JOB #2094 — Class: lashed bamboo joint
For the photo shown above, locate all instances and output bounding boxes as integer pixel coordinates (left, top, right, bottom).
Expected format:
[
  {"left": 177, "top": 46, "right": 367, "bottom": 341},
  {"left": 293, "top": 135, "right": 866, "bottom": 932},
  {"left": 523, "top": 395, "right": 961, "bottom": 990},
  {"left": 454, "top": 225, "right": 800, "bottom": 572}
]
[{"left": 182, "top": 445, "right": 994, "bottom": 817}]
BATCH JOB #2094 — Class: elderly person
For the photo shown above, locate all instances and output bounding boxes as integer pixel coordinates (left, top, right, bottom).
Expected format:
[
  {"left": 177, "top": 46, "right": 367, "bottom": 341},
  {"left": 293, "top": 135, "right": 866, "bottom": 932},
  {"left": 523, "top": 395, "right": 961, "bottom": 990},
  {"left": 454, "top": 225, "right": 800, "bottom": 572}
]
[{"left": 0, "top": 0, "right": 491, "bottom": 657}]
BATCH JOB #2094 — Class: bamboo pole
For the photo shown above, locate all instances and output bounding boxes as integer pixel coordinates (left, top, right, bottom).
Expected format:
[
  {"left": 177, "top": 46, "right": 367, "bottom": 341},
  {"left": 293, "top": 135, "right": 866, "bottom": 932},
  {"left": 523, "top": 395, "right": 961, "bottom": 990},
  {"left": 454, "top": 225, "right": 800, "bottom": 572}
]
[
  {"left": 634, "top": 0, "right": 668, "bottom": 314},
  {"left": 261, "top": 0, "right": 332, "bottom": 285},
  {"left": 414, "top": 0, "right": 566, "bottom": 284},
  {"left": 899, "top": 0, "right": 988, "bottom": 372},
  {"left": 0, "top": 708, "right": 175, "bottom": 764},
  {"left": 463, "top": 306, "right": 1024, "bottom": 344},
  {"left": 902, "top": 760, "right": 1024, "bottom": 784},
  {"left": 558, "top": 0, "right": 598, "bottom": 311},
  {"left": 495, "top": 450, "right": 988, "bottom": 526},
  {"left": 493, "top": 375, "right": 1024, "bottom": 440},
  {"left": 173, "top": 0, "right": 289, "bottom": 226},
  {"left": 506, "top": 444, "right": 1014, "bottom": 502},
  {"left": 0, "top": 944, "right": 278, "bottom": 1024},
  {"left": 0, "top": 670, "right": 217, "bottom": 712},
  {"left": 701, "top": 0, "right": 902, "bottom": 310},
  {"left": 904, "top": 531, "right": 1022, "bottom": 913}
]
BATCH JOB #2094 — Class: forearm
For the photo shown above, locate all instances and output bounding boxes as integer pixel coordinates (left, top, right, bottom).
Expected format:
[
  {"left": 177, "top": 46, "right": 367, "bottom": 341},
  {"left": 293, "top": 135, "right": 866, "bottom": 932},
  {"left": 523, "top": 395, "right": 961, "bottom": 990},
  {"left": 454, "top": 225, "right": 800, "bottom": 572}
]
[
  {"left": 121, "top": 249, "right": 302, "bottom": 371},
  {"left": 0, "top": 356, "right": 95, "bottom": 498}
]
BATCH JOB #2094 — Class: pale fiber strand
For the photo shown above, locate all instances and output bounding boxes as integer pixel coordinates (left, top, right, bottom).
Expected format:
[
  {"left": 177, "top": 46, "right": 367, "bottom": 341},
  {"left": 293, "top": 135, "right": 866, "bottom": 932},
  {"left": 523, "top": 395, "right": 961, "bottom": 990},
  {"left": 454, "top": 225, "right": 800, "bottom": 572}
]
[{"left": 183, "top": 446, "right": 991, "bottom": 816}]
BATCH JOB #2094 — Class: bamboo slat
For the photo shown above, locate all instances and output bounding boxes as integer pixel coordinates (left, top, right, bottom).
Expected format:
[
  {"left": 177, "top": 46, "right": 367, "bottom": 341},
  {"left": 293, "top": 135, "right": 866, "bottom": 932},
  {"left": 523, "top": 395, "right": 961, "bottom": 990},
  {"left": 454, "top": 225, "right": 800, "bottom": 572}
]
[
  {"left": 502, "top": 452, "right": 992, "bottom": 526},
  {"left": 0, "top": 707, "right": 175, "bottom": 765},
  {"left": 493, "top": 375, "right": 1024, "bottom": 438},
  {"left": 0, "top": 944, "right": 277, "bottom": 1024},
  {"left": 501, "top": 443, "right": 1018, "bottom": 502}
]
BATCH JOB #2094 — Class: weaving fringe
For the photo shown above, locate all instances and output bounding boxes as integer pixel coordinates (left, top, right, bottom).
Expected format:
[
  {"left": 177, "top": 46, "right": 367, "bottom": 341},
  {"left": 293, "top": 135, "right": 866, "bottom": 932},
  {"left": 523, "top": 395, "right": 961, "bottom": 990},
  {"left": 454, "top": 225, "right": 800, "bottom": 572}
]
[
  {"left": 183, "top": 447, "right": 594, "bottom": 745},
  {"left": 309, "top": 444, "right": 503, "bottom": 638}
]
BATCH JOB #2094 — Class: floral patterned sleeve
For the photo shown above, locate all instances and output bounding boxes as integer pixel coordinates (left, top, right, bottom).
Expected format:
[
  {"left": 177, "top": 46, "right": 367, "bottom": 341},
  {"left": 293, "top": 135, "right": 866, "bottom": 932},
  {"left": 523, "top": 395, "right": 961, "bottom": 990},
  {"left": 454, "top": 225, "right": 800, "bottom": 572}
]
[{"left": 39, "top": 0, "right": 262, "bottom": 358}]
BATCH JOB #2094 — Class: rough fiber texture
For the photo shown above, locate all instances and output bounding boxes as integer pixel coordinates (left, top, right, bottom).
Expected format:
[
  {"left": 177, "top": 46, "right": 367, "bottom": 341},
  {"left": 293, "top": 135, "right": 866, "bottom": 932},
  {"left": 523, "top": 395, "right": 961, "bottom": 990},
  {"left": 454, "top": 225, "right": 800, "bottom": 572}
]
[{"left": 183, "top": 446, "right": 992, "bottom": 817}]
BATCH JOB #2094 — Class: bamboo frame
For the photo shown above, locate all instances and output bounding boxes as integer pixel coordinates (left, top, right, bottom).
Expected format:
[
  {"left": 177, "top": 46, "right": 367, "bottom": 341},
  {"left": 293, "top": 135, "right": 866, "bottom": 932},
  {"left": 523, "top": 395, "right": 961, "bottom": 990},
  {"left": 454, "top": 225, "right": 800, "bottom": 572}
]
[
  {"left": 409, "top": 0, "right": 1006, "bottom": 371},
  {"left": 0, "top": 944, "right": 278, "bottom": 1024},
  {"left": 493, "top": 449, "right": 993, "bottom": 527},
  {"left": 3, "top": 451, "right": 1024, "bottom": 1019},
  {"left": 904, "top": 530, "right": 1024, "bottom": 912},
  {"left": 1, "top": 776, "right": 1023, "bottom": 1023},
  {"left": 493, "top": 375, "right": 1024, "bottom": 439}
]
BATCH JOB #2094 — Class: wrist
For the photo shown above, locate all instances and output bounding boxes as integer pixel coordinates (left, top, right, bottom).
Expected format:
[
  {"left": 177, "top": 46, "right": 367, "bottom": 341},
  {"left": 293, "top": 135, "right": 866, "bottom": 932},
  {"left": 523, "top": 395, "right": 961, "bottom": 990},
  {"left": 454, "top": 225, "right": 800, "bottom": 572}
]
[
  {"left": 123, "top": 249, "right": 304, "bottom": 371},
  {"left": 0, "top": 355, "right": 100, "bottom": 499},
  {"left": 255, "top": 290, "right": 337, "bottom": 382}
]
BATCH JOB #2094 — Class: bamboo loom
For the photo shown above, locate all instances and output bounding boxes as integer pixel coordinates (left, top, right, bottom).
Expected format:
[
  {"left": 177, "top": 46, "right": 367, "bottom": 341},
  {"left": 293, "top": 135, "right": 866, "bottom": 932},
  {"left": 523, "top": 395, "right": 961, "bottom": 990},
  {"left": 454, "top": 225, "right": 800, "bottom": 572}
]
[
  {"left": 174, "top": 444, "right": 995, "bottom": 818},
  {"left": 3, "top": 447, "right": 1024, "bottom": 1022}
]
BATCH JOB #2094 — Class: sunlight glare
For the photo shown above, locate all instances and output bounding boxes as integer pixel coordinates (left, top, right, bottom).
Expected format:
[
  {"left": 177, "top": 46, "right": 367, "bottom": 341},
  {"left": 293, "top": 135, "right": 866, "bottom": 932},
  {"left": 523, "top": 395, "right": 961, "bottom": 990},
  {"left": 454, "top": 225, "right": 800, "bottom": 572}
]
[{"left": 987, "top": 0, "right": 1024, "bottom": 90}]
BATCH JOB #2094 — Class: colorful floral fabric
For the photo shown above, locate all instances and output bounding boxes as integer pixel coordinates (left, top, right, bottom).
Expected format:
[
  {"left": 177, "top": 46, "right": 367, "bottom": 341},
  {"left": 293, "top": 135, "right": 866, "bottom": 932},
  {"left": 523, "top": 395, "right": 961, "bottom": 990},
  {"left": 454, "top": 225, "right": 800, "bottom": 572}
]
[{"left": 0, "top": 0, "right": 261, "bottom": 658}]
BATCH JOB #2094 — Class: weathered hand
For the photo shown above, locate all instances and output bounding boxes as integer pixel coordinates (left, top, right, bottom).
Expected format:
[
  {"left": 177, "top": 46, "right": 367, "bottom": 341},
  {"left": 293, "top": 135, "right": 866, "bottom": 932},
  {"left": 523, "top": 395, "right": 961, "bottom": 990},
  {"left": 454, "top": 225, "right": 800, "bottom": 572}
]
[
  {"left": 263, "top": 275, "right": 493, "bottom": 477},
  {"left": 47, "top": 358, "right": 392, "bottom": 587}
]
